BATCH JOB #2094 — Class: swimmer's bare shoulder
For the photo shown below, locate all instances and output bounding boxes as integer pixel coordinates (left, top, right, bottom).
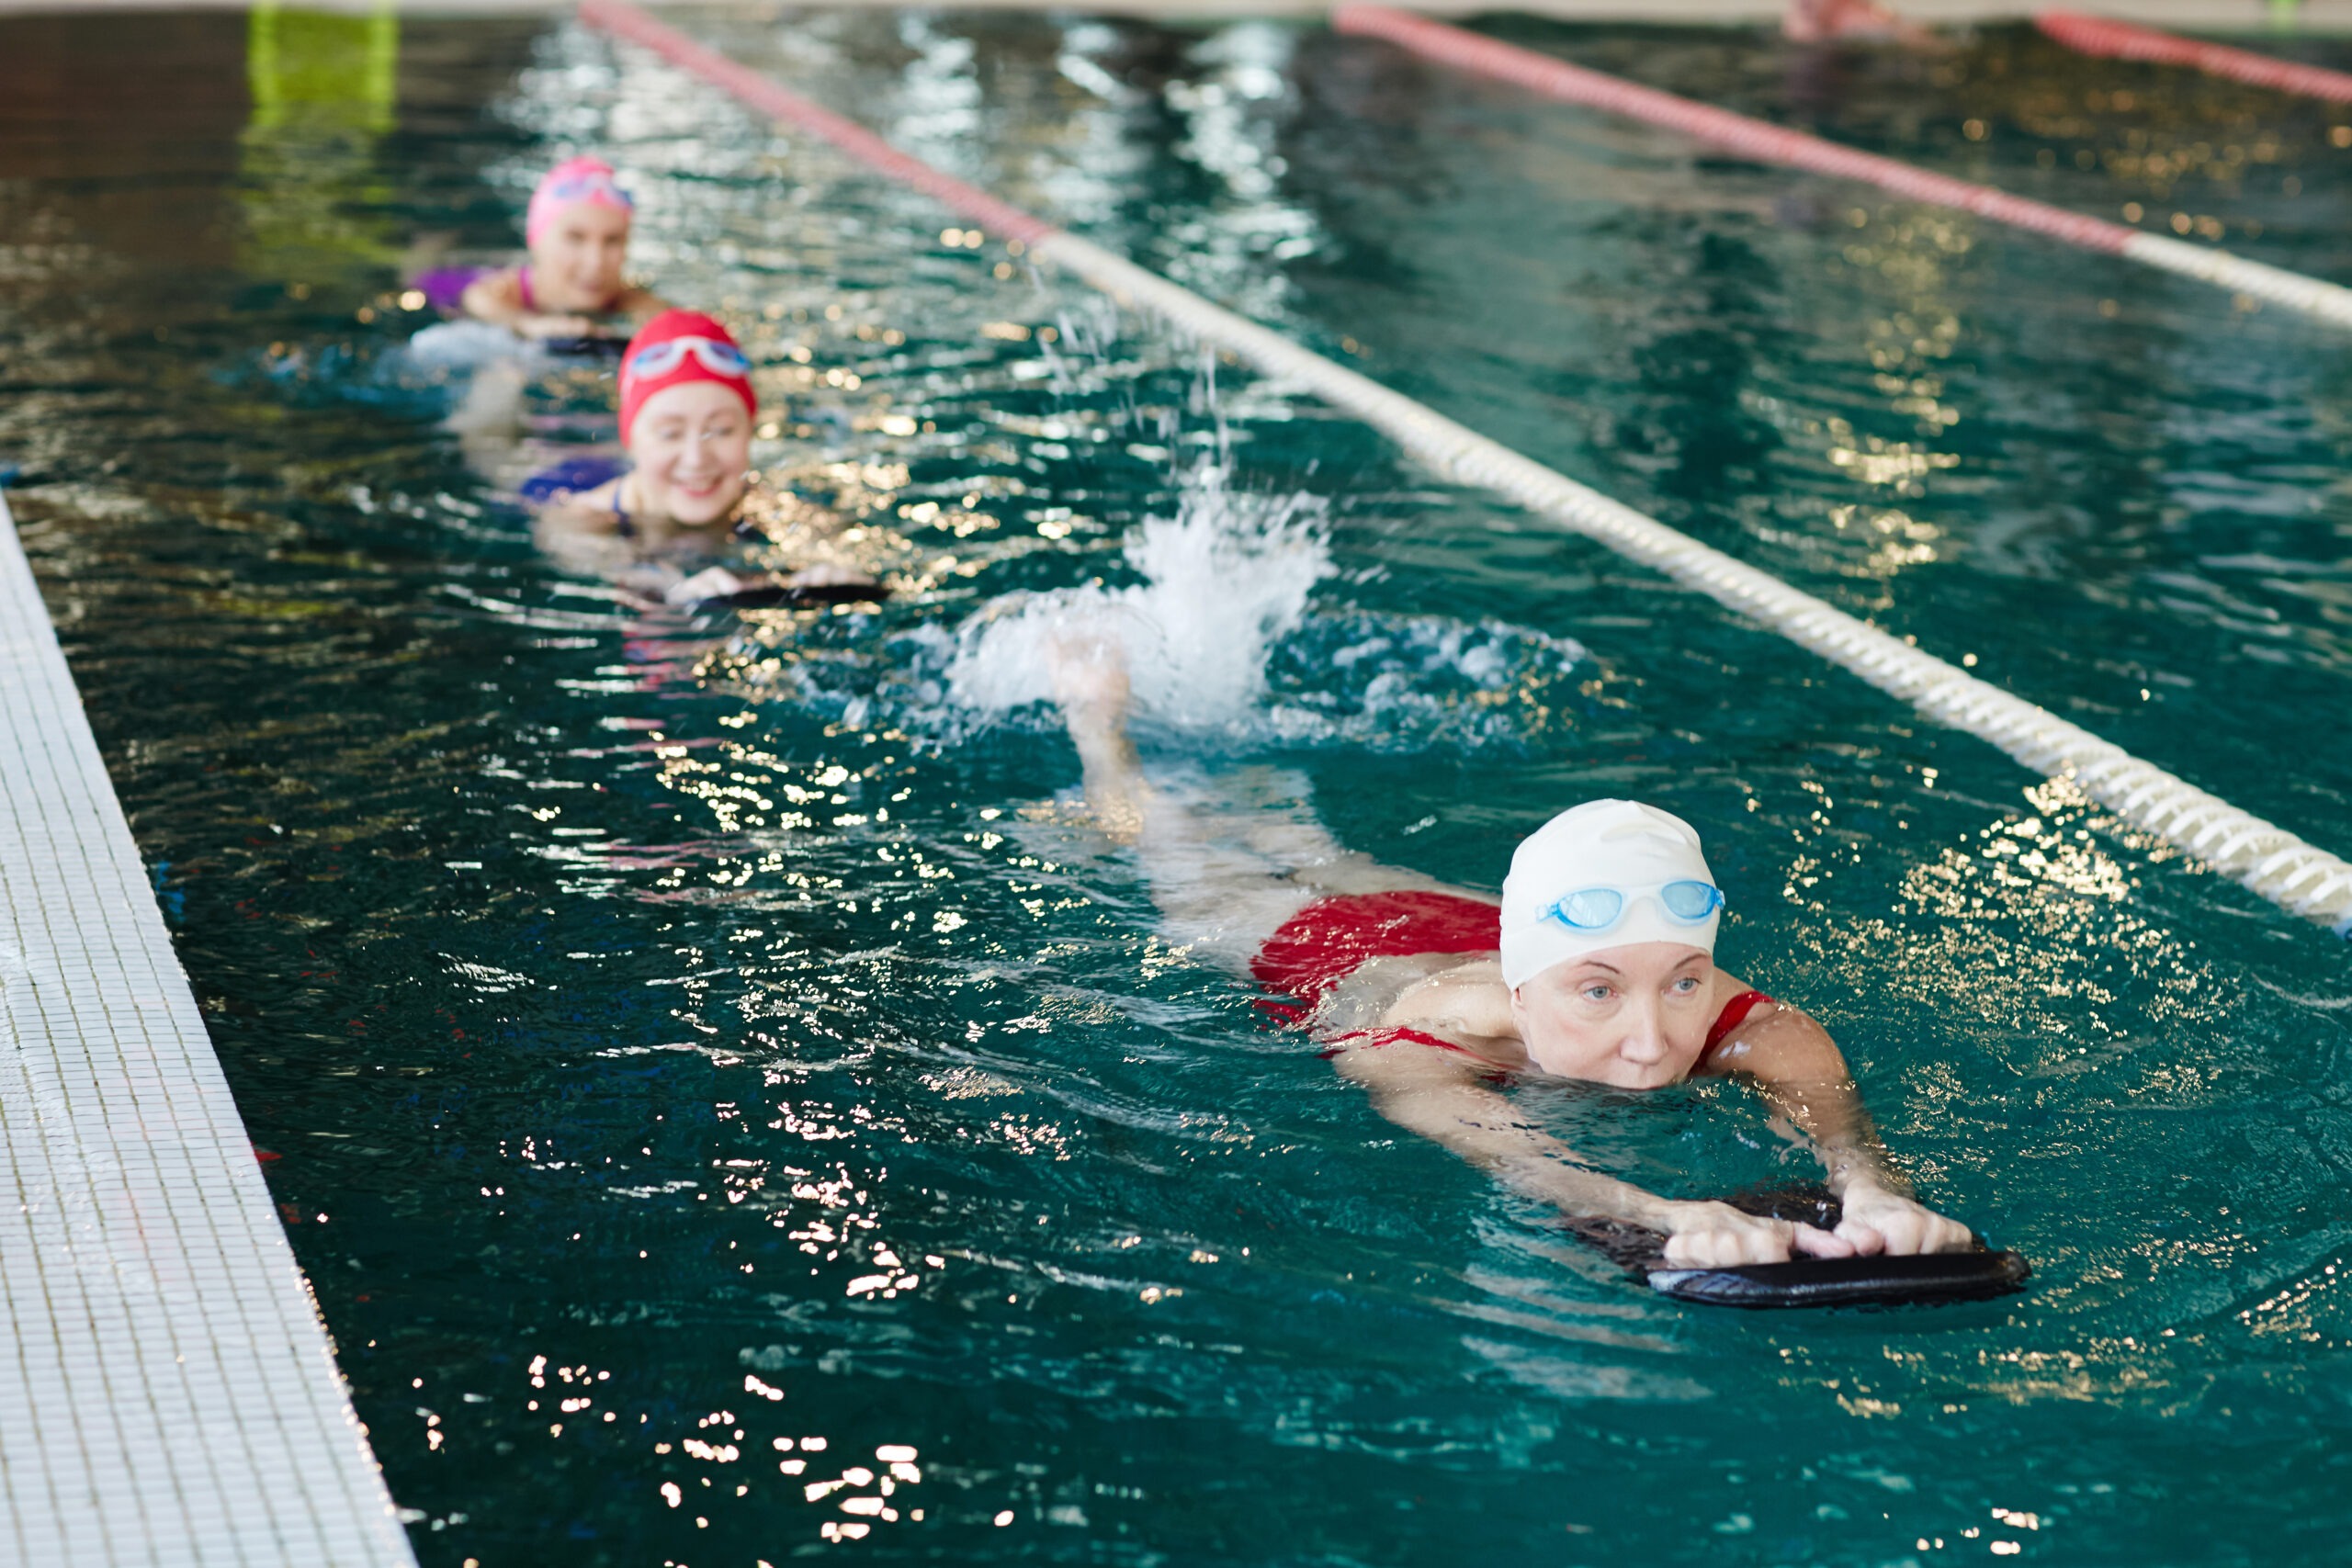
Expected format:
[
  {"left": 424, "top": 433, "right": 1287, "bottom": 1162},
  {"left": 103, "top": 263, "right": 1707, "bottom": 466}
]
[
  {"left": 531, "top": 480, "right": 630, "bottom": 574},
  {"left": 458, "top": 265, "right": 527, "bottom": 323},
  {"left": 1326, "top": 953, "right": 1525, "bottom": 1072},
  {"left": 1685, "top": 974, "right": 1807, "bottom": 1077}
]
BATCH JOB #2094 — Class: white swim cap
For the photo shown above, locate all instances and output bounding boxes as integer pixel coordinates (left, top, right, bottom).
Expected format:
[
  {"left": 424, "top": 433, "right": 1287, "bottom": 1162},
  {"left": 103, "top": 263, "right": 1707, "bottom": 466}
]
[{"left": 1498, "top": 800, "right": 1720, "bottom": 989}]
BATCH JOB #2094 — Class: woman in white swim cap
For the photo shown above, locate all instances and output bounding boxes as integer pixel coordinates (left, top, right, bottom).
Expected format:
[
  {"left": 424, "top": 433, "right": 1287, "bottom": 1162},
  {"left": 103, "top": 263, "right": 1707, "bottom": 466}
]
[{"left": 1052, "top": 647, "right": 1971, "bottom": 1269}]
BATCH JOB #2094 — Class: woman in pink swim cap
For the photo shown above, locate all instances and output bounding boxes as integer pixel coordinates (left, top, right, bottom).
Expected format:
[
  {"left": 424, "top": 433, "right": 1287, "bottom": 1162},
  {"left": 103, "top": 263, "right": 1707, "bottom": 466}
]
[
  {"left": 458, "top": 155, "right": 666, "bottom": 339},
  {"left": 1047, "top": 642, "right": 1972, "bottom": 1271}
]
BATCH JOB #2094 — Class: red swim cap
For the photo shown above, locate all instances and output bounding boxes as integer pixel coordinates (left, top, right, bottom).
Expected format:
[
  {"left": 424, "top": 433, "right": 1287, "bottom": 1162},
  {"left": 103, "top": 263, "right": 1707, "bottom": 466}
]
[{"left": 618, "top": 310, "right": 758, "bottom": 443}]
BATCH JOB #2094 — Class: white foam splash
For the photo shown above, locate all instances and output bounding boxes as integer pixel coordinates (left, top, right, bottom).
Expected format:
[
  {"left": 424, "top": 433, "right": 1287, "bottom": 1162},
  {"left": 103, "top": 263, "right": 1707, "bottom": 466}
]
[{"left": 946, "top": 460, "right": 1330, "bottom": 733}]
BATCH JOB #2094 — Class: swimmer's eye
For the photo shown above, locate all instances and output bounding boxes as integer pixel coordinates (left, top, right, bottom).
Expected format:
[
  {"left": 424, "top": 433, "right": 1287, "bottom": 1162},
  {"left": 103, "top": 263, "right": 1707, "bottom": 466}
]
[
  {"left": 1668, "top": 976, "right": 1702, "bottom": 996},
  {"left": 1580, "top": 984, "right": 1613, "bottom": 1003}
]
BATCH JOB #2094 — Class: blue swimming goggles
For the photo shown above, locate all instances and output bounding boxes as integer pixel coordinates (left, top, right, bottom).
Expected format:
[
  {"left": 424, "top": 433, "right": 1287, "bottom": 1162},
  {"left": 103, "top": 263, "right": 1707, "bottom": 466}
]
[
  {"left": 624, "top": 335, "right": 752, "bottom": 384},
  {"left": 1544, "top": 879, "right": 1725, "bottom": 932}
]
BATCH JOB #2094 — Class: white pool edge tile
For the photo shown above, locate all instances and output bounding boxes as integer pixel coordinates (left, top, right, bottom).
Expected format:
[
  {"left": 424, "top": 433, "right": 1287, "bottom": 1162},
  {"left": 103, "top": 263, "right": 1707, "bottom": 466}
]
[{"left": 0, "top": 490, "right": 417, "bottom": 1568}]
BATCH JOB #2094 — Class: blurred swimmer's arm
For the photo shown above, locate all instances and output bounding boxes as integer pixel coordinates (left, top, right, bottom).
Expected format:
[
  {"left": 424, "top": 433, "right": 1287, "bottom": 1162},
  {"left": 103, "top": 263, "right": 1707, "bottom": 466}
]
[
  {"left": 732, "top": 483, "right": 883, "bottom": 589},
  {"left": 1053, "top": 645, "right": 1151, "bottom": 843},
  {"left": 657, "top": 560, "right": 878, "bottom": 606},
  {"left": 1338, "top": 1042, "right": 1855, "bottom": 1267},
  {"left": 458, "top": 266, "right": 596, "bottom": 340},
  {"left": 531, "top": 493, "right": 684, "bottom": 601},
  {"left": 1701, "top": 987, "right": 1973, "bottom": 1257}
]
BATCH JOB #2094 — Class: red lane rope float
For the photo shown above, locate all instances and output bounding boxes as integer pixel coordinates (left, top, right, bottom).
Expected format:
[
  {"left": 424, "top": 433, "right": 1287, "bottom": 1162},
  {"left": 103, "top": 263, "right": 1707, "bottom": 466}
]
[
  {"left": 580, "top": 0, "right": 1056, "bottom": 250},
  {"left": 1335, "top": 3, "right": 2136, "bottom": 248},
  {"left": 1330, "top": 3, "right": 2352, "bottom": 330},
  {"left": 2039, "top": 9, "right": 2352, "bottom": 105},
  {"left": 571, "top": 0, "right": 2352, "bottom": 937}
]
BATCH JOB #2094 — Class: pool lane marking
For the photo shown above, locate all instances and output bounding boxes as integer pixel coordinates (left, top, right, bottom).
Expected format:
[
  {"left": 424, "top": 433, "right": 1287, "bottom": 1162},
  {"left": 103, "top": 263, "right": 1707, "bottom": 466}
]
[
  {"left": 2040, "top": 10, "right": 2352, "bottom": 104},
  {"left": 576, "top": 0, "right": 2352, "bottom": 939},
  {"left": 1331, "top": 4, "right": 2352, "bottom": 333}
]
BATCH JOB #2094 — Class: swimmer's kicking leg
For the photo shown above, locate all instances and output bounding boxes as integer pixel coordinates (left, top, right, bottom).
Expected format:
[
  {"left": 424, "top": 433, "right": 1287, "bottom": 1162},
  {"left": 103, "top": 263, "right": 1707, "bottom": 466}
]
[{"left": 1050, "top": 637, "right": 1973, "bottom": 1268}]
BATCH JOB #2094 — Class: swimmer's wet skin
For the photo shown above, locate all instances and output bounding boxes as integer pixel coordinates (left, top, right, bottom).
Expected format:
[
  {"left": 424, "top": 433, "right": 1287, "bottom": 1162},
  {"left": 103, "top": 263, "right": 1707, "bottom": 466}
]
[
  {"left": 451, "top": 156, "right": 667, "bottom": 340},
  {"left": 524, "top": 310, "right": 884, "bottom": 609},
  {"left": 1052, "top": 650, "right": 2006, "bottom": 1301},
  {"left": 1567, "top": 1185, "right": 2030, "bottom": 1309}
]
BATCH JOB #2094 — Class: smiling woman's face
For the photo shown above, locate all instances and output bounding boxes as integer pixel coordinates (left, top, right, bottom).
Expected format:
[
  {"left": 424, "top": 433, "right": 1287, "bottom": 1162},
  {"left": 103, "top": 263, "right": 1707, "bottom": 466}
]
[
  {"left": 1510, "top": 942, "right": 1718, "bottom": 1089},
  {"left": 530, "top": 202, "right": 631, "bottom": 311},
  {"left": 626, "top": 381, "right": 752, "bottom": 527}
]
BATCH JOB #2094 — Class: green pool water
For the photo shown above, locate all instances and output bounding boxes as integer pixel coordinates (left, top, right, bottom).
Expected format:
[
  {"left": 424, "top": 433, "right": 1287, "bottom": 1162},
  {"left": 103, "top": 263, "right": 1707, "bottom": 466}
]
[{"left": 2, "top": 7, "right": 2349, "bottom": 1564}]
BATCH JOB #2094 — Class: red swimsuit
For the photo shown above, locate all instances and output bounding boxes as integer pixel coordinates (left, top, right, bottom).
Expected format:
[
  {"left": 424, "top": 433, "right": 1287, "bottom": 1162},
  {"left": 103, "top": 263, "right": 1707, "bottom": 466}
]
[{"left": 1251, "top": 890, "right": 1770, "bottom": 1063}]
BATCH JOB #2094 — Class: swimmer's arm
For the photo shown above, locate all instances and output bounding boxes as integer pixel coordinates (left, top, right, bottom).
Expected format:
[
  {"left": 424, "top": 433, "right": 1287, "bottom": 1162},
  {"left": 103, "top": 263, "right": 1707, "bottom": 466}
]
[
  {"left": 1339, "top": 1045, "right": 1677, "bottom": 1224},
  {"left": 458, "top": 267, "right": 529, "bottom": 327},
  {"left": 458, "top": 266, "right": 596, "bottom": 339},
  {"left": 1702, "top": 987, "right": 1973, "bottom": 1255},
  {"left": 1338, "top": 1044, "right": 1849, "bottom": 1266},
  {"left": 731, "top": 486, "right": 883, "bottom": 587},
  {"left": 531, "top": 498, "right": 683, "bottom": 599}
]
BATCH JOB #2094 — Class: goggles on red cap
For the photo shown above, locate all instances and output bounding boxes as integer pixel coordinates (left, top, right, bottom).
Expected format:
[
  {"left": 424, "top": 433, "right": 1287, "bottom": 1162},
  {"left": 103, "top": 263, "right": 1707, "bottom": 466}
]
[
  {"left": 624, "top": 335, "right": 751, "bottom": 384},
  {"left": 616, "top": 310, "right": 758, "bottom": 443}
]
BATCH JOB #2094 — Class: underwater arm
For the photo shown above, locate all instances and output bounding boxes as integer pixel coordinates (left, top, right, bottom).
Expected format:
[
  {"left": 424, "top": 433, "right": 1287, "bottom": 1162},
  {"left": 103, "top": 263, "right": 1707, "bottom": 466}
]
[
  {"left": 1703, "top": 992, "right": 1973, "bottom": 1256},
  {"left": 1338, "top": 1043, "right": 1854, "bottom": 1267},
  {"left": 1053, "top": 647, "right": 1153, "bottom": 843},
  {"left": 531, "top": 501, "right": 685, "bottom": 602}
]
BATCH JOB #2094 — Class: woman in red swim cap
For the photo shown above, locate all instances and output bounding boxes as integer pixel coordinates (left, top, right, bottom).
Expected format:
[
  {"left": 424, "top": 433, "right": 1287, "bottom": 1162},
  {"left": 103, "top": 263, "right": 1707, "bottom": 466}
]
[{"left": 531, "top": 310, "right": 878, "bottom": 604}]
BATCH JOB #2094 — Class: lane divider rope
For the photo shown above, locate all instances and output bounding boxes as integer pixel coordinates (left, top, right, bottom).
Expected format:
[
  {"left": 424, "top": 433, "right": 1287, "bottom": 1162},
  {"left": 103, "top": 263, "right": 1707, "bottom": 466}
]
[
  {"left": 578, "top": 0, "right": 2352, "bottom": 937},
  {"left": 2039, "top": 9, "right": 2352, "bottom": 104},
  {"left": 1331, "top": 3, "right": 2352, "bottom": 332}
]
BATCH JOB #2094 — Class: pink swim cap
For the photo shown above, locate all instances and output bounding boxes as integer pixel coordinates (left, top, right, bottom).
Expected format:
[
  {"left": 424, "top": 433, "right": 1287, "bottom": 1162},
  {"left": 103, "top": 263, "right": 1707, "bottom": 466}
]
[{"left": 526, "top": 155, "right": 635, "bottom": 248}]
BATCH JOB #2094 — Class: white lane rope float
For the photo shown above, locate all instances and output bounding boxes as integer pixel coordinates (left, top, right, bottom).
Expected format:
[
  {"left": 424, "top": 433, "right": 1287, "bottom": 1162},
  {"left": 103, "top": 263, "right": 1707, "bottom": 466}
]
[
  {"left": 578, "top": 0, "right": 2352, "bottom": 937},
  {"left": 1332, "top": 4, "right": 2352, "bottom": 334},
  {"left": 2040, "top": 10, "right": 2352, "bottom": 106}
]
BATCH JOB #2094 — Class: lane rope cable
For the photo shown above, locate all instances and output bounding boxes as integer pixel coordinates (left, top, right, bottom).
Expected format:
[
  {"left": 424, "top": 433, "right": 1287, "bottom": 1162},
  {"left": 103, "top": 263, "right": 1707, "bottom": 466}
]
[
  {"left": 1330, "top": 4, "right": 2352, "bottom": 333},
  {"left": 577, "top": 0, "right": 2352, "bottom": 938},
  {"left": 2039, "top": 9, "right": 2352, "bottom": 105}
]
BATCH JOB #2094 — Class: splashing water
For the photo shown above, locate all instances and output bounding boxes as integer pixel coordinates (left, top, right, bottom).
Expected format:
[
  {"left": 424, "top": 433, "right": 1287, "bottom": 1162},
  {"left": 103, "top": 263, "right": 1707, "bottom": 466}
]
[{"left": 946, "top": 460, "right": 1331, "bottom": 732}]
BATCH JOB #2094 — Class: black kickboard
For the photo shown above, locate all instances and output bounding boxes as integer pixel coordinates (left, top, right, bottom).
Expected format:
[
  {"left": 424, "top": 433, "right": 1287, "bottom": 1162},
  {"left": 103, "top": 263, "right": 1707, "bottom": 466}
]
[
  {"left": 1562, "top": 1183, "right": 2030, "bottom": 1310},
  {"left": 695, "top": 581, "right": 891, "bottom": 612},
  {"left": 542, "top": 334, "right": 627, "bottom": 359},
  {"left": 1649, "top": 1248, "right": 2030, "bottom": 1309}
]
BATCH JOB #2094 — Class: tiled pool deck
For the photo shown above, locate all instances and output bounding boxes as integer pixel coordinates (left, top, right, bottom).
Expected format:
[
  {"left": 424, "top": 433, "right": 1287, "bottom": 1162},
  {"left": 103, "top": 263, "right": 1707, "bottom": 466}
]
[{"left": 0, "top": 491, "right": 413, "bottom": 1565}]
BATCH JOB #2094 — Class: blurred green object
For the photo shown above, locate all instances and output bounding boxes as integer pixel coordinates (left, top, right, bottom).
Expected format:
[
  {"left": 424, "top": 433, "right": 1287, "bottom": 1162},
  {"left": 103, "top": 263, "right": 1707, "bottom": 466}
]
[{"left": 240, "top": 3, "right": 401, "bottom": 280}]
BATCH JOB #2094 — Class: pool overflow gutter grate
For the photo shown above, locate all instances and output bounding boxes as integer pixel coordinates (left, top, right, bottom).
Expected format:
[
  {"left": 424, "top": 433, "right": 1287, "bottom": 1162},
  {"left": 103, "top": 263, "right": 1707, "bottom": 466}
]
[
  {"left": 1332, "top": 5, "right": 2352, "bottom": 332},
  {"left": 579, "top": 0, "right": 2352, "bottom": 939},
  {"left": 0, "top": 490, "right": 416, "bottom": 1564}
]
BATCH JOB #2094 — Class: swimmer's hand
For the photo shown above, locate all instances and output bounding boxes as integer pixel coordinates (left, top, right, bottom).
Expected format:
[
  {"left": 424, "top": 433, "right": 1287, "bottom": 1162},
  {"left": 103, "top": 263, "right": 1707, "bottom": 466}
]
[
  {"left": 665, "top": 566, "right": 753, "bottom": 605},
  {"left": 516, "top": 312, "right": 603, "bottom": 341},
  {"left": 783, "top": 561, "right": 878, "bottom": 590},
  {"left": 1832, "top": 1179, "right": 1974, "bottom": 1257},
  {"left": 1661, "top": 1201, "right": 1856, "bottom": 1269},
  {"left": 663, "top": 565, "right": 882, "bottom": 607}
]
